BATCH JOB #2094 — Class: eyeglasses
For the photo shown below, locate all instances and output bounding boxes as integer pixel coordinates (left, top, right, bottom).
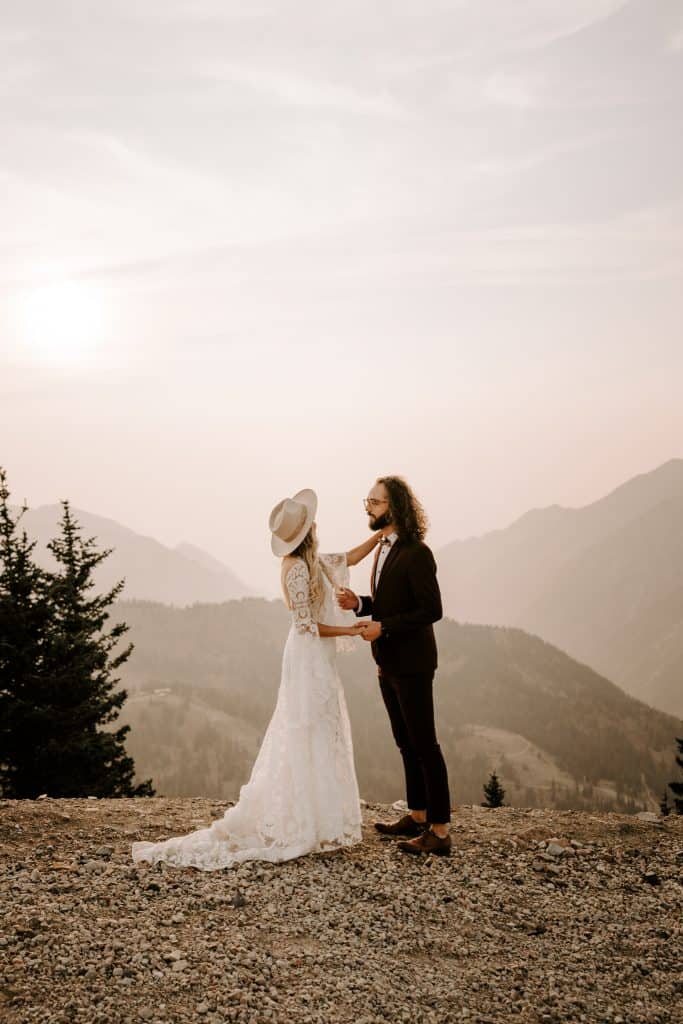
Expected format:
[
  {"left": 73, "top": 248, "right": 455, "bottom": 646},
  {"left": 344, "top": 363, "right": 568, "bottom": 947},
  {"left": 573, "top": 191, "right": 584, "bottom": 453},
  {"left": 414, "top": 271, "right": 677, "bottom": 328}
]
[{"left": 363, "top": 498, "right": 388, "bottom": 509}]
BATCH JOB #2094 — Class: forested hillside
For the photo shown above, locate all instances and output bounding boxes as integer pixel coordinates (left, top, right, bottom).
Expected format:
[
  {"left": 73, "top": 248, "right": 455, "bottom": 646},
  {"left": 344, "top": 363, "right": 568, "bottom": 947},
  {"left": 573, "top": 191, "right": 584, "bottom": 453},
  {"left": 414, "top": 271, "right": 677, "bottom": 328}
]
[{"left": 115, "top": 599, "right": 681, "bottom": 811}]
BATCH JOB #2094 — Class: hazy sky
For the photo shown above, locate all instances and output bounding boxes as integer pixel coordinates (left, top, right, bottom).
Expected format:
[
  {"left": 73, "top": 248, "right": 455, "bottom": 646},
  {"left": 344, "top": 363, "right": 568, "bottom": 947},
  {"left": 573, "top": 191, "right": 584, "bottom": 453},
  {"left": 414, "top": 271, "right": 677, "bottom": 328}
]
[{"left": 1, "top": 1, "right": 682, "bottom": 594}]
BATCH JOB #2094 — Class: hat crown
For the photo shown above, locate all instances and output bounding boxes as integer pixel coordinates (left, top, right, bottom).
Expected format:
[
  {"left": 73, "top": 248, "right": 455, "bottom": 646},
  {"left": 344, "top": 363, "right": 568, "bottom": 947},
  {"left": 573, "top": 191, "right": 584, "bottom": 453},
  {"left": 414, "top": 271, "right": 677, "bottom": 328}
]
[
  {"left": 271, "top": 498, "right": 309, "bottom": 544},
  {"left": 269, "top": 489, "right": 317, "bottom": 556}
]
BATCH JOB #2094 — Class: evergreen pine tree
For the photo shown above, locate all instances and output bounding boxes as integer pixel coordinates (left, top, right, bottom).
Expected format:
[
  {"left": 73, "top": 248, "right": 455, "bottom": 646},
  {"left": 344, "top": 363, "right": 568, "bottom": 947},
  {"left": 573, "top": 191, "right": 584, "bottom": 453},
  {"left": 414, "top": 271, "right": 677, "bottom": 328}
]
[
  {"left": 482, "top": 769, "right": 505, "bottom": 808},
  {"left": 35, "top": 501, "right": 154, "bottom": 797},
  {"left": 669, "top": 737, "right": 683, "bottom": 815},
  {"left": 0, "top": 469, "right": 52, "bottom": 796},
  {"left": 1, "top": 476, "right": 153, "bottom": 799}
]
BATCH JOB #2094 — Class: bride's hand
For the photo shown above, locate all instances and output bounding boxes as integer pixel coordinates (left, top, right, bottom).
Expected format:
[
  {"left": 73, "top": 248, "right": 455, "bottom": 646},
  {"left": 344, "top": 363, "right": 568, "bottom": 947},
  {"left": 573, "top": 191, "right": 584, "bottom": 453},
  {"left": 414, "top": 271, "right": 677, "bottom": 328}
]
[{"left": 347, "top": 624, "right": 366, "bottom": 636}]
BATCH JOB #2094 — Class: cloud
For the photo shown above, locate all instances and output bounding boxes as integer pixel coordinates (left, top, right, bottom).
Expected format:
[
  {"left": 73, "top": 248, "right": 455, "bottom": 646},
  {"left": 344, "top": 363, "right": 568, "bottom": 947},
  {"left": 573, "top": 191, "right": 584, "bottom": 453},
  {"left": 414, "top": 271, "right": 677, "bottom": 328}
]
[
  {"left": 199, "top": 62, "right": 406, "bottom": 118},
  {"left": 2, "top": 0, "right": 681, "bottom": 303},
  {"left": 127, "top": 0, "right": 276, "bottom": 21},
  {"left": 472, "top": 135, "right": 605, "bottom": 176},
  {"left": 494, "top": 0, "right": 631, "bottom": 53},
  {"left": 481, "top": 71, "right": 542, "bottom": 109},
  {"left": 670, "top": 26, "right": 683, "bottom": 51}
]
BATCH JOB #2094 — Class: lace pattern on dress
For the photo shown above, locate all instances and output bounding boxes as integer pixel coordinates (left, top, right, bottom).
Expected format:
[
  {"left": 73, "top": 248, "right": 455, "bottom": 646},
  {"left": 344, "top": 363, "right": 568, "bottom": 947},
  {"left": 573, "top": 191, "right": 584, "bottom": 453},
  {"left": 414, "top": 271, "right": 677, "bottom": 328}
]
[
  {"left": 319, "top": 552, "right": 346, "bottom": 587},
  {"left": 319, "top": 552, "right": 355, "bottom": 653},
  {"left": 284, "top": 560, "right": 318, "bottom": 637}
]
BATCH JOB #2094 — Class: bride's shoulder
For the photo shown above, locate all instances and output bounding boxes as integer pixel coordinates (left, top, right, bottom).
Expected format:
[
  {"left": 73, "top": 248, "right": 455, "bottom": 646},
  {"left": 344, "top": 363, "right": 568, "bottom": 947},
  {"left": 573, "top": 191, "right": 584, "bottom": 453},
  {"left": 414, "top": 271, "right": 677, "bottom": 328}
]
[{"left": 282, "top": 555, "right": 308, "bottom": 577}]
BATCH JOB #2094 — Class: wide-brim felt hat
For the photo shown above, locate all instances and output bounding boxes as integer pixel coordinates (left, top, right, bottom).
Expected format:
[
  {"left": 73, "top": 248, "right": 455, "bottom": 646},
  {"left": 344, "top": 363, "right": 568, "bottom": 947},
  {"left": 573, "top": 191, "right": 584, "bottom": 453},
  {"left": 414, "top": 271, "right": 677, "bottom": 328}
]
[{"left": 269, "top": 488, "right": 318, "bottom": 556}]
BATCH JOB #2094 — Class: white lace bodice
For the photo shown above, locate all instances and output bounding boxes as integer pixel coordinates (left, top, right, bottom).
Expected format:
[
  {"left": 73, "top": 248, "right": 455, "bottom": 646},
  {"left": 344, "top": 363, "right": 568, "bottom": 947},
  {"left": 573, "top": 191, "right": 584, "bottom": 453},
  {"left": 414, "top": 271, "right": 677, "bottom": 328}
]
[{"left": 283, "top": 553, "right": 355, "bottom": 642}]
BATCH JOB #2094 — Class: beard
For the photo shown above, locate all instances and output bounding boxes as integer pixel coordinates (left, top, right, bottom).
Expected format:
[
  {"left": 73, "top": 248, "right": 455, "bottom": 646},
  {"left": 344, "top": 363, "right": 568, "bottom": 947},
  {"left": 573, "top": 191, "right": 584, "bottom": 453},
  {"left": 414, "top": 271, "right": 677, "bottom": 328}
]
[{"left": 369, "top": 511, "right": 392, "bottom": 532}]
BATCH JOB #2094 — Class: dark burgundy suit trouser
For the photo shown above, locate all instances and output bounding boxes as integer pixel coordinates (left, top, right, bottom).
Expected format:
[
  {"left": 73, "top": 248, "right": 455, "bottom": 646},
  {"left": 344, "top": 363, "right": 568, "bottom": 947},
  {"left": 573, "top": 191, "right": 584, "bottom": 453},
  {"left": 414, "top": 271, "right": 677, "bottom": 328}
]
[{"left": 378, "top": 669, "right": 451, "bottom": 824}]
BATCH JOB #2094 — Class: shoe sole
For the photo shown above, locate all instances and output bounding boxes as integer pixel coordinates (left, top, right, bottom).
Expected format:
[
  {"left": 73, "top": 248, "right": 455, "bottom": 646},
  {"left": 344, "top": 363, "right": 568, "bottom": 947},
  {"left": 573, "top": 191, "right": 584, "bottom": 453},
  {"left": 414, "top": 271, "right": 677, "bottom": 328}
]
[
  {"left": 397, "top": 844, "right": 452, "bottom": 857},
  {"left": 374, "top": 824, "right": 426, "bottom": 838}
]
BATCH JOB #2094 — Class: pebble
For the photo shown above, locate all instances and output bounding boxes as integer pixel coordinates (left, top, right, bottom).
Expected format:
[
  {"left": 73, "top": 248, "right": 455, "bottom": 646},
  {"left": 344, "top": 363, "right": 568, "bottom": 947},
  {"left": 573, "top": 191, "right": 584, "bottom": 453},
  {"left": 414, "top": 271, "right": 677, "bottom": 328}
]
[{"left": 0, "top": 797, "right": 680, "bottom": 1024}]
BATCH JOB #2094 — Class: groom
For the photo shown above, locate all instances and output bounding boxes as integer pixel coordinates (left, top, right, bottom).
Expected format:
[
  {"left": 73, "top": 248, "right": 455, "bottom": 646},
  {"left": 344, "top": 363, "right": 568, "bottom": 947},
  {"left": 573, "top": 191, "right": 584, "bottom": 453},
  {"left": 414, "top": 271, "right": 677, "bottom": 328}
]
[{"left": 338, "top": 476, "right": 452, "bottom": 856}]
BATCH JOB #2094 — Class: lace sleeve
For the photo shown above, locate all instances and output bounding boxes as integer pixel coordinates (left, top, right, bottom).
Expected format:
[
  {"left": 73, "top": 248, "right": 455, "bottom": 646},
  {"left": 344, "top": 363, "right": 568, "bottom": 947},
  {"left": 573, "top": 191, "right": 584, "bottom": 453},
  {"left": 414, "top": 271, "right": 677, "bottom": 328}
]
[
  {"left": 319, "top": 552, "right": 349, "bottom": 591},
  {"left": 320, "top": 552, "right": 356, "bottom": 653},
  {"left": 284, "top": 560, "right": 318, "bottom": 637}
]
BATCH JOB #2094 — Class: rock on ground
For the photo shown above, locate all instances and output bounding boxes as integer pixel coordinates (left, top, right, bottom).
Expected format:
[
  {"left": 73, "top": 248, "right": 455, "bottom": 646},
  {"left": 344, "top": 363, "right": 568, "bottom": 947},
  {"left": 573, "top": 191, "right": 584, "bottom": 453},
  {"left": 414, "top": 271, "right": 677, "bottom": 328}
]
[{"left": 1, "top": 798, "right": 682, "bottom": 1024}]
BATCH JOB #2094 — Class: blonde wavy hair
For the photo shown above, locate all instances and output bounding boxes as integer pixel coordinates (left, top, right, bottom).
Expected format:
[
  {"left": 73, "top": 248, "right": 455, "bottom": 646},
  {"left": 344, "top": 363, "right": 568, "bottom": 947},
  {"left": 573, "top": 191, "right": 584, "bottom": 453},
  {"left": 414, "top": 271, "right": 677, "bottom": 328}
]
[{"left": 282, "top": 527, "right": 333, "bottom": 615}]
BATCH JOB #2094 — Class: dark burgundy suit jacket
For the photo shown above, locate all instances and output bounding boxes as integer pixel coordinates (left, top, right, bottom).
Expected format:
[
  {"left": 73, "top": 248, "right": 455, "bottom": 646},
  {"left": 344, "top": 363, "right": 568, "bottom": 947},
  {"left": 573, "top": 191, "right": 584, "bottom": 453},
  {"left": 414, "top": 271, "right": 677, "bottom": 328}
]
[{"left": 356, "top": 537, "right": 442, "bottom": 675}]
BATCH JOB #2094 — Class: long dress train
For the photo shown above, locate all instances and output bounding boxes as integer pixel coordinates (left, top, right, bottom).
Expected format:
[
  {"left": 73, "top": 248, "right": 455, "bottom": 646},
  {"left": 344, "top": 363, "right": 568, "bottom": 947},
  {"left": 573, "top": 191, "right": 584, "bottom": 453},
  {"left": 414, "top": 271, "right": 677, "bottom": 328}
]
[{"left": 131, "top": 553, "right": 362, "bottom": 870}]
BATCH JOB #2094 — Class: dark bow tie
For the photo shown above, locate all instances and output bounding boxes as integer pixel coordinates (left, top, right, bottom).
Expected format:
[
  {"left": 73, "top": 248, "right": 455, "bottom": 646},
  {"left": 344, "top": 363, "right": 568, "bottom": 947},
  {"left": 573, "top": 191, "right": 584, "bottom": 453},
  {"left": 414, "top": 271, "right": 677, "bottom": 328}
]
[{"left": 380, "top": 537, "right": 392, "bottom": 547}]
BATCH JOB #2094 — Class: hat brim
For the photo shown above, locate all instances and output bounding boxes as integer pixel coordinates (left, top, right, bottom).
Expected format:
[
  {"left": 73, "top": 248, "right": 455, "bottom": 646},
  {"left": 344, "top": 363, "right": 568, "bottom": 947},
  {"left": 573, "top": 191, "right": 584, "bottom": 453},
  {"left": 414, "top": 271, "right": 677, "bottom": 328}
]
[{"left": 270, "top": 488, "right": 318, "bottom": 556}]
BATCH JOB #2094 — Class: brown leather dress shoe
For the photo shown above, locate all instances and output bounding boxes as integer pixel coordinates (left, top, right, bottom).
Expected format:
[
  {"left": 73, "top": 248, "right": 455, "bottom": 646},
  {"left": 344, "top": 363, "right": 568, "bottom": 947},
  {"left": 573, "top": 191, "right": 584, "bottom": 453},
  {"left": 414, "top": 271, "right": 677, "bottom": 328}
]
[
  {"left": 374, "top": 813, "right": 428, "bottom": 837},
  {"left": 397, "top": 829, "right": 452, "bottom": 857}
]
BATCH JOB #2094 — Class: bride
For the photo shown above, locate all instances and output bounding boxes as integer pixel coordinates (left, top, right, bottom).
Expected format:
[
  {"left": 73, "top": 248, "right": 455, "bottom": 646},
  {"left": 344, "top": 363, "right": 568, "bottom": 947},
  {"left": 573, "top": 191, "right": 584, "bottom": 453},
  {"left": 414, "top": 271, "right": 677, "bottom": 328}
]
[{"left": 131, "top": 488, "right": 379, "bottom": 870}]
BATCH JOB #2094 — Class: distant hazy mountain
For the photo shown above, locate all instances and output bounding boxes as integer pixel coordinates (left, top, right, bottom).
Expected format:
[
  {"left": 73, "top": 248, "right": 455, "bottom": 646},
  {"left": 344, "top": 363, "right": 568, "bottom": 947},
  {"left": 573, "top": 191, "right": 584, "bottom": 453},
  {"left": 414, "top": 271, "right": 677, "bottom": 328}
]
[
  {"left": 19, "top": 505, "right": 252, "bottom": 606},
  {"left": 437, "top": 460, "right": 683, "bottom": 716},
  {"left": 174, "top": 541, "right": 235, "bottom": 576},
  {"left": 114, "top": 598, "right": 681, "bottom": 811},
  {"left": 600, "top": 584, "right": 683, "bottom": 723}
]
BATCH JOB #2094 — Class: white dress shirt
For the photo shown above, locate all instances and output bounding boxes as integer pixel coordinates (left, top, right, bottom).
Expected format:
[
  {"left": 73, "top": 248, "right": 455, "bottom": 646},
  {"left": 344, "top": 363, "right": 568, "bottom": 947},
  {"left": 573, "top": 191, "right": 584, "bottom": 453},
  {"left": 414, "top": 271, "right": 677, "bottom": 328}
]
[
  {"left": 357, "top": 532, "right": 398, "bottom": 611},
  {"left": 374, "top": 531, "right": 398, "bottom": 585}
]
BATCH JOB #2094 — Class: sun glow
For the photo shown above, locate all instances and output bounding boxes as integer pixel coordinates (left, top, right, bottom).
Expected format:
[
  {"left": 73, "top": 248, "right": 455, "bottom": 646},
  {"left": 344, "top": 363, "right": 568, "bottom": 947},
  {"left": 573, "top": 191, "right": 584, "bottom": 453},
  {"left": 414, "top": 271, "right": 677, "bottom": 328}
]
[{"left": 11, "top": 280, "right": 108, "bottom": 366}]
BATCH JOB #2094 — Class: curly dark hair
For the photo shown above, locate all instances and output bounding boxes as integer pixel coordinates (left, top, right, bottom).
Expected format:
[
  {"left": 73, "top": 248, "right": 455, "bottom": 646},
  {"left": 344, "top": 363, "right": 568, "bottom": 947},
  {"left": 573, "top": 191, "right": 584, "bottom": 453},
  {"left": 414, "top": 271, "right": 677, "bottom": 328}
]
[{"left": 377, "top": 475, "right": 429, "bottom": 542}]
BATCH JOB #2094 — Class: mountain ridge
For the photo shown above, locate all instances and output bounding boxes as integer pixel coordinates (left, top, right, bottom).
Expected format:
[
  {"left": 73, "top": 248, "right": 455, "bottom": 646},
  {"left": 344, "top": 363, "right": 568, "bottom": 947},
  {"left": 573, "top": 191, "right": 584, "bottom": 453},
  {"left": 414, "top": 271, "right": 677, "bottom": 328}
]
[
  {"left": 437, "top": 459, "right": 683, "bottom": 715},
  {"left": 18, "top": 504, "right": 252, "bottom": 606}
]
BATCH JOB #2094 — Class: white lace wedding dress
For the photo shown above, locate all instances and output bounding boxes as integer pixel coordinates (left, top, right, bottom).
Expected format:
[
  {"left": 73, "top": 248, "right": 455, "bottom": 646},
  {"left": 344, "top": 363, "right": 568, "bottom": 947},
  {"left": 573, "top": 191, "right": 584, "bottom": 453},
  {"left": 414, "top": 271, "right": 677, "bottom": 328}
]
[{"left": 131, "top": 553, "right": 362, "bottom": 870}]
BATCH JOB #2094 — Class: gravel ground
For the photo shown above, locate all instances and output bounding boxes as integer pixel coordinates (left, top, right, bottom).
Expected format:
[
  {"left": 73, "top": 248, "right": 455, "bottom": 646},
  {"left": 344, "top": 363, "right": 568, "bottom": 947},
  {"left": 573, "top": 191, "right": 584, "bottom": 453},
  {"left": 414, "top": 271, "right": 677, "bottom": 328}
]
[{"left": 1, "top": 797, "right": 682, "bottom": 1024}]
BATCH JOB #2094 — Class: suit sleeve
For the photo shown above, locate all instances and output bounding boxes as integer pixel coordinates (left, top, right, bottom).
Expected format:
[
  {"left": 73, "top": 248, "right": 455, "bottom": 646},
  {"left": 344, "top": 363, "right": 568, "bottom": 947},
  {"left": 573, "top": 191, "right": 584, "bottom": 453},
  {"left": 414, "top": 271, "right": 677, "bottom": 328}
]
[
  {"left": 378, "top": 546, "right": 442, "bottom": 635},
  {"left": 356, "top": 595, "right": 373, "bottom": 616}
]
